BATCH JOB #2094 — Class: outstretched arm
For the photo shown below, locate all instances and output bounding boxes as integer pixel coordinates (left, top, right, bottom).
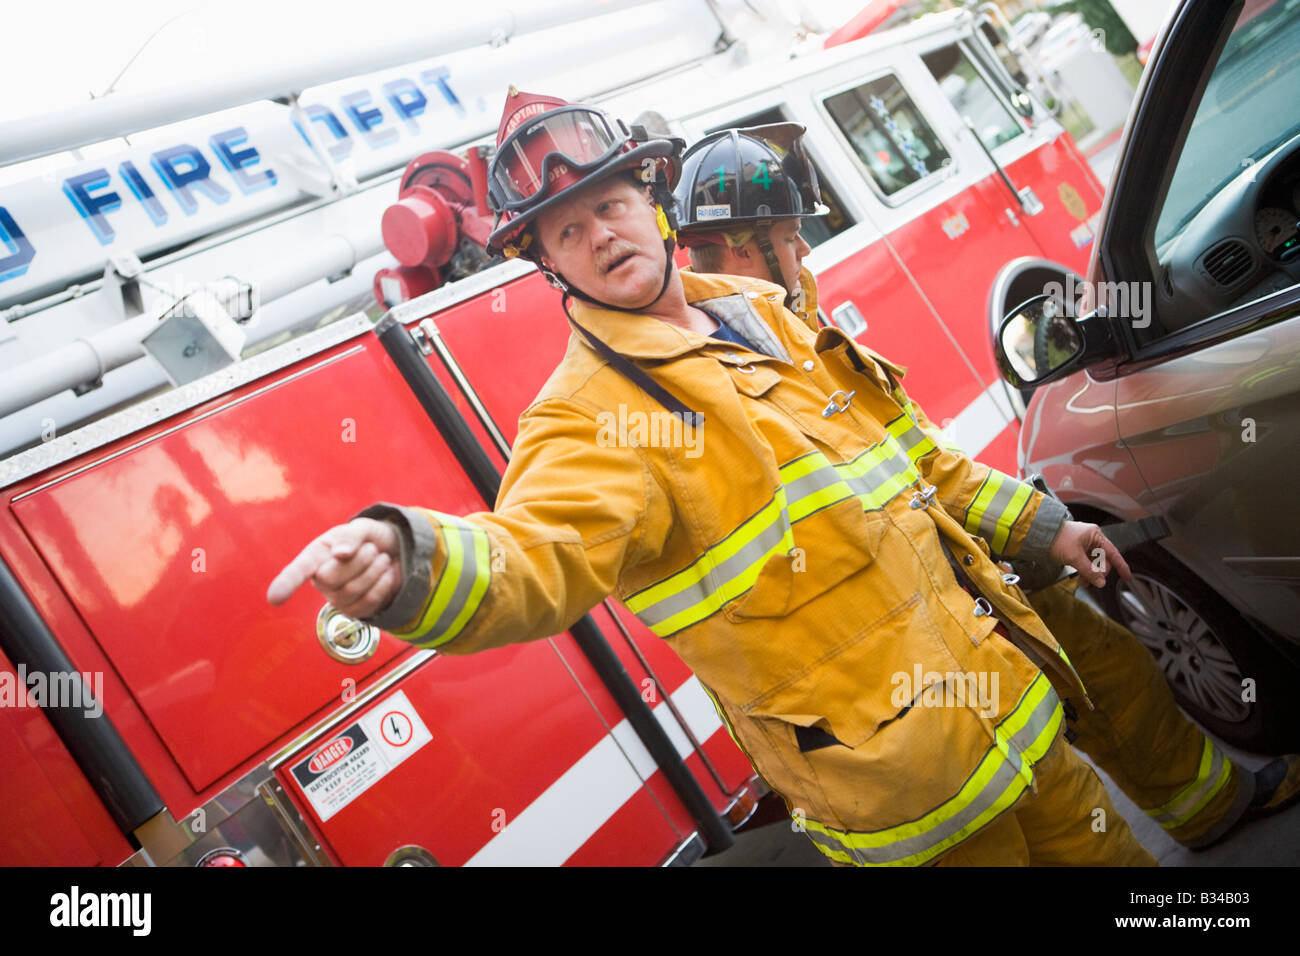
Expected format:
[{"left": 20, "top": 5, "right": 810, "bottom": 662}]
[{"left": 267, "top": 395, "right": 674, "bottom": 653}]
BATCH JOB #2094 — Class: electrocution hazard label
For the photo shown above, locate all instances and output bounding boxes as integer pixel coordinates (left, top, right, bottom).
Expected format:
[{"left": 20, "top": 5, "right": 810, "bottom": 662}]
[{"left": 289, "top": 689, "right": 432, "bottom": 822}]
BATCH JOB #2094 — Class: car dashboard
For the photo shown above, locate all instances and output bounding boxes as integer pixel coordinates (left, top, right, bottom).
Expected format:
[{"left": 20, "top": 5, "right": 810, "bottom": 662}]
[{"left": 1155, "top": 131, "right": 1300, "bottom": 334}]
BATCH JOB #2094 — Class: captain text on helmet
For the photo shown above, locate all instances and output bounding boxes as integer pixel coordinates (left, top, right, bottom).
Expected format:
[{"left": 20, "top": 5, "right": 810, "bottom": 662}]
[{"left": 267, "top": 90, "right": 1154, "bottom": 867}]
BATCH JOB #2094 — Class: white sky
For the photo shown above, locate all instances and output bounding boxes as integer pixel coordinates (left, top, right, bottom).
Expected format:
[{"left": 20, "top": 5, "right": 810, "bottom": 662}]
[
  {"left": 1, "top": 0, "right": 864, "bottom": 126},
  {"left": 1, "top": 0, "right": 510, "bottom": 124}
]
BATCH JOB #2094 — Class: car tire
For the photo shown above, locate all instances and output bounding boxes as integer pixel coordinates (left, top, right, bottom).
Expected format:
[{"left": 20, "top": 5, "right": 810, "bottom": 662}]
[{"left": 1095, "top": 543, "right": 1300, "bottom": 753}]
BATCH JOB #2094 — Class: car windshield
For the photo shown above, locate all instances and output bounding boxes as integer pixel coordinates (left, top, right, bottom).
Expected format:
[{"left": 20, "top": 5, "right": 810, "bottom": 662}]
[{"left": 1154, "top": 0, "right": 1300, "bottom": 248}]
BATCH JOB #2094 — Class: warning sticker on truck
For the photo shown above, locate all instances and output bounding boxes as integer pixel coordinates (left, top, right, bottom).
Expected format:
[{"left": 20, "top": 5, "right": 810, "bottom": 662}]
[{"left": 289, "top": 690, "right": 432, "bottom": 822}]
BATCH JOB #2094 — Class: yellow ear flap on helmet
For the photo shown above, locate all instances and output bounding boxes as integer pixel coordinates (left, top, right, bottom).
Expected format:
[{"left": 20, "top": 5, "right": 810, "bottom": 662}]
[
  {"left": 502, "top": 231, "right": 534, "bottom": 260},
  {"left": 655, "top": 204, "right": 675, "bottom": 241}
]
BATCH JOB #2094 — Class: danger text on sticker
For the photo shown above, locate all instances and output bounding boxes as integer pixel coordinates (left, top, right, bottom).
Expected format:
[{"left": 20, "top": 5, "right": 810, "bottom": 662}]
[{"left": 308, "top": 737, "right": 354, "bottom": 774}]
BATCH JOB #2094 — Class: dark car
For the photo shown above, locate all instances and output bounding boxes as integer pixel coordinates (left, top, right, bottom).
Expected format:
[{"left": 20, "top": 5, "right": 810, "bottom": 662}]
[{"left": 995, "top": 0, "right": 1300, "bottom": 752}]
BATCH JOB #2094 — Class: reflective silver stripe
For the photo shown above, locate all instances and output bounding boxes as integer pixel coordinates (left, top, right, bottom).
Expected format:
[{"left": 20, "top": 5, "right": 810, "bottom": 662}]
[
  {"left": 893, "top": 418, "right": 935, "bottom": 462},
  {"left": 1146, "top": 739, "right": 1230, "bottom": 828},
  {"left": 398, "top": 512, "right": 491, "bottom": 647},
  {"left": 628, "top": 436, "right": 923, "bottom": 636},
  {"left": 803, "top": 755, "right": 1028, "bottom": 865},
  {"left": 972, "top": 474, "right": 1020, "bottom": 538},
  {"left": 784, "top": 456, "right": 853, "bottom": 509},
  {"left": 428, "top": 521, "right": 485, "bottom": 637},
  {"left": 799, "top": 676, "right": 1062, "bottom": 866},
  {"left": 632, "top": 499, "right": 794, "bottom": 631}
]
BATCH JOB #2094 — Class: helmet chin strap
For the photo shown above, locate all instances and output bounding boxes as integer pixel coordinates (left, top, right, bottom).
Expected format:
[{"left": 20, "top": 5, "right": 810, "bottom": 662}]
[
  {"left": 753, "top": 221, "right": 796, "bottom": 311},
  {"left": 554, "top": 186, "right": 679, "bottom": 314},
  {"left": 547, "top": 190, "right": 704, "bottom": 425}
]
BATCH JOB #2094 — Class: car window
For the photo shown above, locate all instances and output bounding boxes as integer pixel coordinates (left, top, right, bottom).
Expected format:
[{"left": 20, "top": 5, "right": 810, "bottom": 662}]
[
  {"left": 823, "top": 74, "right": 951, "bottom": 197},
  {"left": 921, "top": 43, "right": 1024, "bottom": 153},
  {"left": 1155, "top": 1, "right": 1300, "bottom": 249}
]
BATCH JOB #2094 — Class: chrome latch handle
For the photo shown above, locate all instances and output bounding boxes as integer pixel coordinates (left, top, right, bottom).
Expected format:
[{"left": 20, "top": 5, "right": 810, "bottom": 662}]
[
  {"left": 317, "top": 604, "right": 381, "bottom": 664},
  {"left": 822, "top": 389, "right": 856, "bottom": 418},
  {"left": 910, "top": 484, "right": 939, "bottom": 509}
]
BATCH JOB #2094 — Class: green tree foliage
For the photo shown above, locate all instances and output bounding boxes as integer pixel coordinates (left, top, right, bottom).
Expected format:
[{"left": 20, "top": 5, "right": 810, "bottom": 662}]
[{"left": 1051, "top": 0, "right": 1138, "bottom": 56}]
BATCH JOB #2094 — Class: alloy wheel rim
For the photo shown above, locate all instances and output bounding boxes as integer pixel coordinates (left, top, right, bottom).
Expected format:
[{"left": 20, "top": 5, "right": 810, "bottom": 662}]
[{"left": 1115, "top": 573, "right": 1250, "bottom": 723}]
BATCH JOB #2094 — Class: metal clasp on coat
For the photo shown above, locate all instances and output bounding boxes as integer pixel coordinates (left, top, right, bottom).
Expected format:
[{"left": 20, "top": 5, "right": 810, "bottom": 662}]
[
  {"left": 1001, "top": 572, "right": 1021, "bottom": 587},
  {"left": 822, "top": 389, "right": 855, "bottom": 418},
  {"left": 909, "top": 484, "right": 938, "bottom": 509},
  {"left": 972, "top": 597, "right": 995, "bottom": 618}
]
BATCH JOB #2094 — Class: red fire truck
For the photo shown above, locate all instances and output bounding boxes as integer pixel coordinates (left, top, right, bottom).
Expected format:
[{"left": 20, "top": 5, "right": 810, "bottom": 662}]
[{"left": 0, "top": 0, "right": 1105, "bottom": 866}]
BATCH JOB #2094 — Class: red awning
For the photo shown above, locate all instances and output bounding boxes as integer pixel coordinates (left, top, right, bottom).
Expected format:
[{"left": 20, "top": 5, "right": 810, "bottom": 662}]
[{"left": 824, "top": 0, "right": 907, "bottom": 48}]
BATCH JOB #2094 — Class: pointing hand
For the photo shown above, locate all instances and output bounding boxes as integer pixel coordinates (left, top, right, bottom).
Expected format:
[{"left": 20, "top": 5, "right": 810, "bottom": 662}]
[{"left": 267, "top": 518, "right": 402, "bottom": 620}]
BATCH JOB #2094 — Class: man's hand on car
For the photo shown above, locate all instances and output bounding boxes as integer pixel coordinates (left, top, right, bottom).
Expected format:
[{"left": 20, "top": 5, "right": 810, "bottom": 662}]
[
  {"left": 1047, "top": 520, "right": 1133, "bottom": 588},
  {"left": 267, "top": 517, "right": 402, "bottom": 618}
]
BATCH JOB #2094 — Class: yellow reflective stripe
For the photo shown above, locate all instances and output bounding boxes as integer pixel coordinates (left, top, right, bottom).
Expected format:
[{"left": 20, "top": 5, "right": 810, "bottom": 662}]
[
  {"left": 889, "top": 761, "right": 1029, "bottom": 867},
  {"left": 397, "top": 512, "right": 492, "bottom": 647},
  {"left": 800, "top": 675, "right": 1061, "bottom": 866},
  {"left": 778, "top": 451, "right": 826, "bottom": 483},
  {"left": 990, "top": 481, "right": 1034, "bottom": 553},
  {"left": 965, "top": 470, "right": 1034, "bottom": 553},
  {"left": 886, "top": 414, "right": 914, "bottom": 440},
  {"left": 965, "top": 472, "right": 1004, "bottom": 535},
  {"left": 651, "top": 521, "right": 795, "bottom": 638},
  {"left": 628, "top": 436, "right": 923, "bottom": 637},
  {"left": 888, "top": 411, "right": 937, "bottom": 464},
  {"left": 1145, "top": 738, "right": 1233, "bottom": 829},
  {"left": 1151, "top": 738, "right": 1214, "bottom": 817},
  {"left": 413, "top": 517, "right": 463, "bottom": 633},
  {"left": 624, "top": 490, "right": 790, "bottom": 616},
  {"left": 437, "top": 519, "right": 492, "bottom": 645},
  {"left": 860, "top": 463, "right": 915, "bottom": 510},
  {"left": 789, "top": 477, "right": 855, "bottom": 522},
  {"left": 838, "top": 438, "right": 895, "bottom": 477},
  {"left": 1164, "top": 759, "right": 1233, "bottom": 829},
  {"left": 891, "top": 389, "right": 917, "bottom": 424},
  {"left": 1053, "top": 644, "right": 1086, "bottom": 695}
]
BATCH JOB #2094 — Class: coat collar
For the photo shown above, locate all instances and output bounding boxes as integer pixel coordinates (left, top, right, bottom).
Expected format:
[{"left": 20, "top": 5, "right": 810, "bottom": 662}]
[{"left": 566, "top": 270, "right": 789, "bottom": 362}]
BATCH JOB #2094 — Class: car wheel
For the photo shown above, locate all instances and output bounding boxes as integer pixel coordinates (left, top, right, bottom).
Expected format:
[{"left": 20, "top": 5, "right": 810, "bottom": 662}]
[{"left": 1095, "top": 544, "right": 1300, "bottom": 753}]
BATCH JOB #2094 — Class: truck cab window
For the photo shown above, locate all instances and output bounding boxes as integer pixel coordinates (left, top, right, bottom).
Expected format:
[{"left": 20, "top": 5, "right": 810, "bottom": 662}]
[
  {"left": 922, "top": 44, "right": 1025, "bottom": 153},
  {"left": 823, "top": 75, "right": 951, "bottom": 197}
]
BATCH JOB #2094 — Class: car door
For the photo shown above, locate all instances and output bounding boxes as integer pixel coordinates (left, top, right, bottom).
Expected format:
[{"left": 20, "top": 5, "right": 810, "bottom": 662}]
[{"left": 1097, "top": 0, "right": 1300, "bottom": 649}]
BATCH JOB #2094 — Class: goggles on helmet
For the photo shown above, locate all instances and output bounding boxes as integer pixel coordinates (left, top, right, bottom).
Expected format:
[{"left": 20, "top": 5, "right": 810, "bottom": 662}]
[{"left": 488, "top": 105, "right": 634, "bottom": 213}]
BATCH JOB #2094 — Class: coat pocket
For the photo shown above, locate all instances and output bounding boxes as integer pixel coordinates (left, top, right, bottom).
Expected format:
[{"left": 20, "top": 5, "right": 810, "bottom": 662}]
[
  {"left": 740, "top": 593, "right": 961, "bottom": 749},
  {"left": 725, "top": 495, "right": 890, "bottom": 621}
]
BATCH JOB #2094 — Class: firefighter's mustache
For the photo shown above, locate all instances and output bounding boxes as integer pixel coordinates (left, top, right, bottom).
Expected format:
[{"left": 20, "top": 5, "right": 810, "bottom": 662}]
[{"left": 597, "top": 243, "right": 641, "bottom": 274}]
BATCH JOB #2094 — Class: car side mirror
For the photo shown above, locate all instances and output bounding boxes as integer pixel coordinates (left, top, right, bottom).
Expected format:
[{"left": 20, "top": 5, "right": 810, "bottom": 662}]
[{"left": 995, "top": 294, "right": 1121, "bottom": 388}]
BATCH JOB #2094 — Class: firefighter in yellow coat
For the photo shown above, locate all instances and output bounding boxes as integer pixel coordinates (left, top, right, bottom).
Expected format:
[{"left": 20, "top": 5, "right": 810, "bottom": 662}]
[
  {"left": 672, "top": 123, "right": 1300, "bottom": 854},
  {"left": 269, "top": 90, "right": 1165, "bottom": 866}
]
